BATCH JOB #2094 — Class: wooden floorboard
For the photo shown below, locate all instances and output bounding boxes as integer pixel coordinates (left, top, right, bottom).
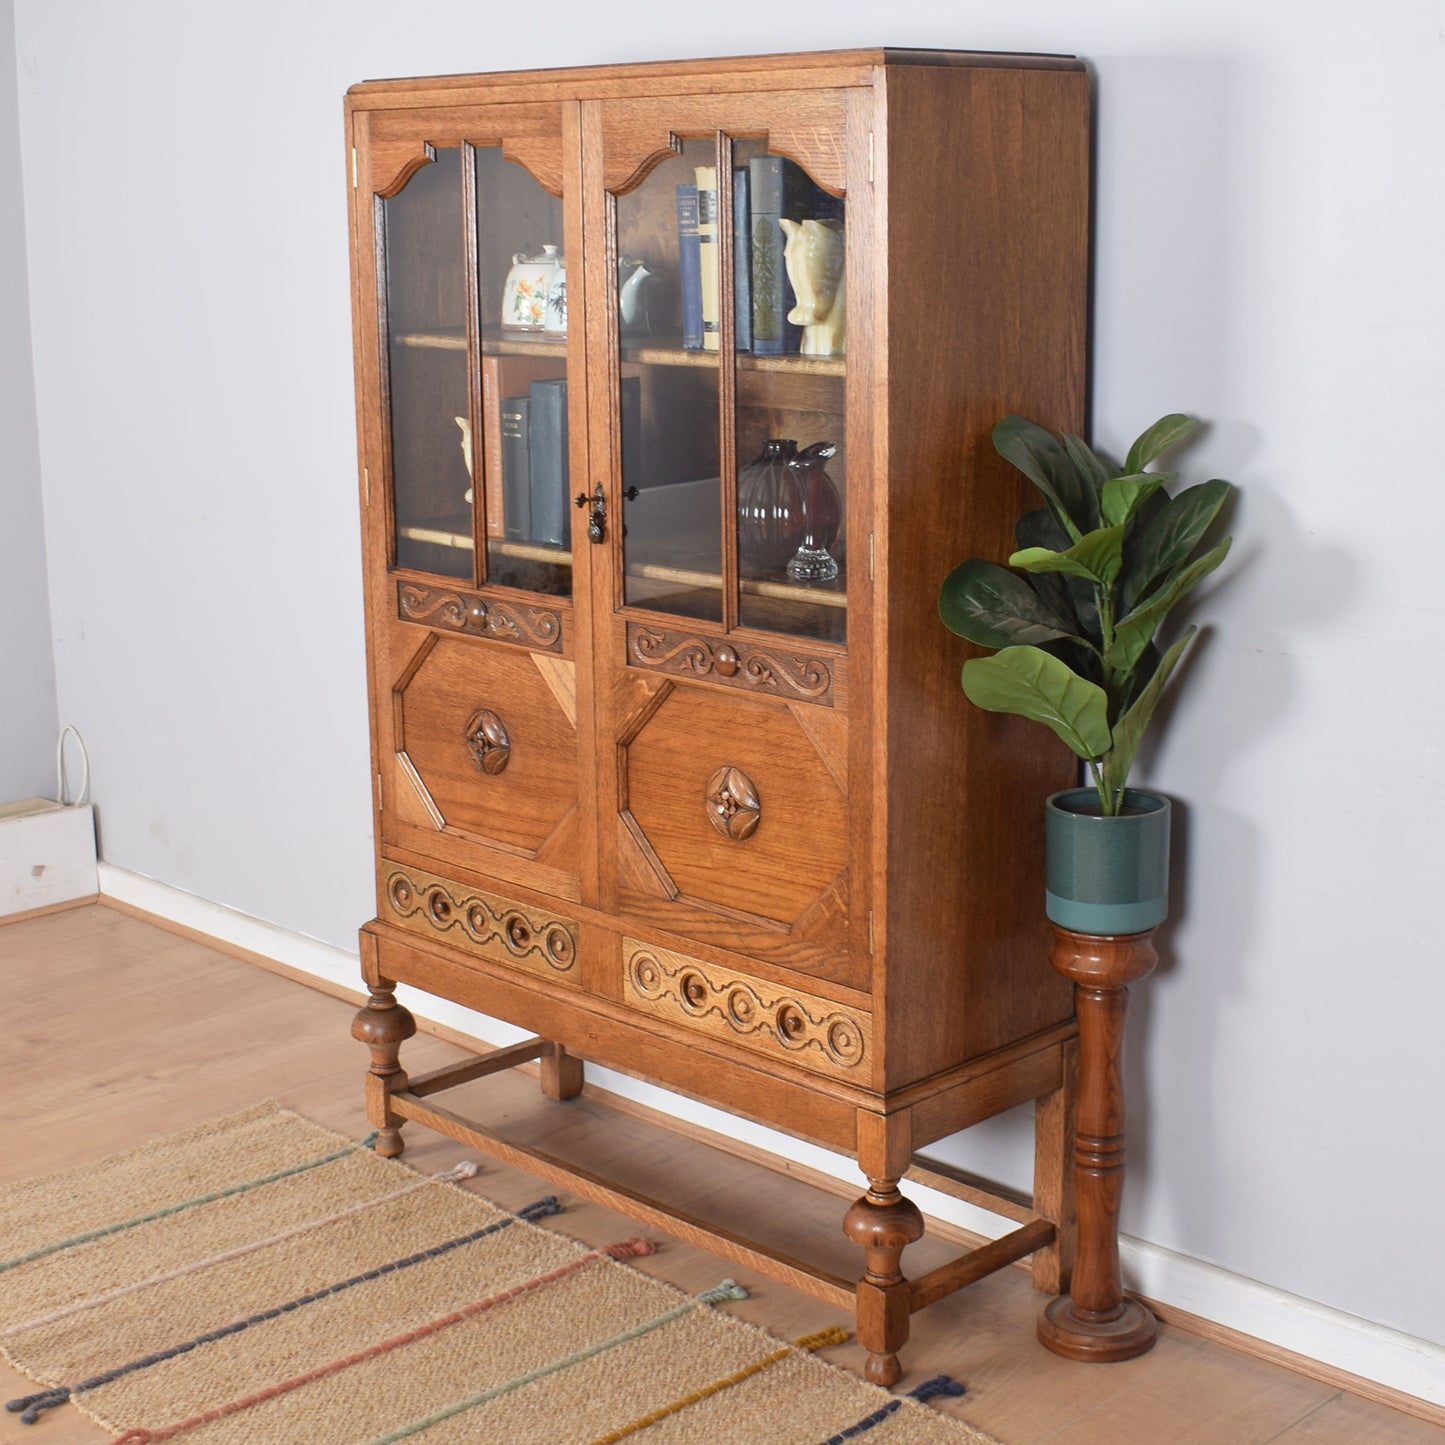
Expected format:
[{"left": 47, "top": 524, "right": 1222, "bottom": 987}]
[{"left": 1, "top": 905, "right": 1439, "bottom": 1444}]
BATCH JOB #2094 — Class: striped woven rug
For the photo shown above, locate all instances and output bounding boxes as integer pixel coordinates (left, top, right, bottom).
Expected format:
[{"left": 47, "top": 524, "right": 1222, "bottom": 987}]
[{"left": 0, "top": 1103, "right": 994, "bottom": 1444}]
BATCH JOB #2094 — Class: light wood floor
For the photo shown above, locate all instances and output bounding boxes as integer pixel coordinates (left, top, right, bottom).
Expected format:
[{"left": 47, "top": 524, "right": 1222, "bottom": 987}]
[{"left": 2, "top": 904, "right": 1439, "bottom": 1444}]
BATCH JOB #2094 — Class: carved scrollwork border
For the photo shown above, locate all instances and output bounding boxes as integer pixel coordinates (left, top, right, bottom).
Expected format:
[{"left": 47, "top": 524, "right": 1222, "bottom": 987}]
[
  {"left": 398, "top": 583, "right": 564, "bottom": 653},
  {"left": 626, "top": 624, "right": 835, "bottom": 706},
  {"left": 383, "top": 866, "right": 578, "bottom": 982},
  {"left": 624, "top": 940, "right": 869, "bottom": 1077}
]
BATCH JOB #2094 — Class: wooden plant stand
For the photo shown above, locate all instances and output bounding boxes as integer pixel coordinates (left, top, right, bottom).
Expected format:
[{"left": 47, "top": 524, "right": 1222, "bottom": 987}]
[{"left": 1037, "top": 924, "right": 1159, "bottom": 1361}]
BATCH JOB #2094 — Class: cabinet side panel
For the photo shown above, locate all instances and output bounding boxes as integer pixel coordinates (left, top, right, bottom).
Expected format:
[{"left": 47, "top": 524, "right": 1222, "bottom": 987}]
[{"left": 880, "top": 64, "right": 1089, "bottom": 1085}]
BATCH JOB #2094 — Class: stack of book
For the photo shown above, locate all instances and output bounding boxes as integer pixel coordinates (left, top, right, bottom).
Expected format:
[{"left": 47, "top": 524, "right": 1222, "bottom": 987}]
[
  {"left": 676, "top": 155, "right": 843, "bottom": 356},
  {"left": 495, "top": 376, "right": 641, "bottom": 548}
]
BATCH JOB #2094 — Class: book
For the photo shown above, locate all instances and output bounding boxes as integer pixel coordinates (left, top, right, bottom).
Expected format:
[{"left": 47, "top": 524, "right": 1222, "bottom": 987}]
[
  {"left": 694, "top": 166, "right": 721, "bottom": 352},
  {"left": 527, "top": 377, "right": 570, "bottom": 547},
  {"left": 748, "top": 155, "right": 844, "bottom": 355},
  {"left": 481, "top": 356, "right": 563, "bottom": 538},
  {"left": 499, "top": 395, "right": 530, "bottom": 542},
  {"left": 732, "top": 165, "right": 752, "bottom": 352},
  {"left": 675, "top": 184, "right": 703, "bottom": 350},
  {"left": 618, "top": 374, "right": 642, "bottom": 490}
]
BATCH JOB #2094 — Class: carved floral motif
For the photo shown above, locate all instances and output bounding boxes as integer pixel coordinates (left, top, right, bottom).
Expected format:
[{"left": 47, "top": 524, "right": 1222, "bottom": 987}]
[
  {"left": 624, "top": 941, "right": 869, "bottom": 1076},
  {"left": 627, "top": 624, "right": 834, "bottom": 704},
  {"left": 704, "top": 765, "right": 762, "bottom": 841},
  {"left": 463, "top": 709, "right": 511, "bottom": 775},
  {"left": 398, "top": 583, "right": 563, "bottom": 652},
  {"left": 384, "top": 866, "right": 577, "bottom": 980}
]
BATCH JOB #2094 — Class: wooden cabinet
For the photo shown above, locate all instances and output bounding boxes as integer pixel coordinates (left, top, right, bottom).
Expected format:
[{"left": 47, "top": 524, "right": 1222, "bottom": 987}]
[{"left": 346, "top": 47, "right": 1090, "bottom": 1382}]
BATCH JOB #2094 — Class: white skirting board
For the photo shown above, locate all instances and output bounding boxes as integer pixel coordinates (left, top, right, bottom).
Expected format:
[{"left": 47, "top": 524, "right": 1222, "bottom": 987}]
[
  {"left": 96, "top": 860, "right": 1445, "bottom": 1413},
  {"left": 0, "top": 799, "right": 97, "bottom": 917}
]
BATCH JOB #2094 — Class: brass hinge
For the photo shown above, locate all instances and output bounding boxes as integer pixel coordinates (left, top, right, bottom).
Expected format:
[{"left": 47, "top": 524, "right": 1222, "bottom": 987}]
[
  {"left": 363, "top": 465, "right": 371, "bottom": 506},
  {"left": 376, "top": 772, "right": 383, "bottom": 812},
  {"left": 352, "top": 147, "right": 359, "bottom": 189}
]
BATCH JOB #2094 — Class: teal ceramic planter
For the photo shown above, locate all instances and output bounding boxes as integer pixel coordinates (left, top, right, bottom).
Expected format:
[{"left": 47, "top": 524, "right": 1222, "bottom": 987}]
[{"left": 1045, "top": 788, "right": 1171, "bottom": 935}]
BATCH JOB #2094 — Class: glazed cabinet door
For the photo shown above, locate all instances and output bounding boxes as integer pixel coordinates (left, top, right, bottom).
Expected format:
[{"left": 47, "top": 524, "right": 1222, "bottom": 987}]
[
  {"left": 351, "top": 102, "right": 590, "bottom": 903},
  {"left": 583, "top": 90, "right": 873, "bottom": 1001}
]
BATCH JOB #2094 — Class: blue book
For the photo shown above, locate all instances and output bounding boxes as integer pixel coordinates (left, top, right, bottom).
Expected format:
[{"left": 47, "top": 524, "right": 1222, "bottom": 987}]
[{"left": 675, "top": 183, "right": 703, "bottom": 350}]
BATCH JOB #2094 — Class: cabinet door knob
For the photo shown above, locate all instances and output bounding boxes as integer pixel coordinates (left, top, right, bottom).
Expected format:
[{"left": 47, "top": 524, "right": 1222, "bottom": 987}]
[
  {"left": 704, "top": 765, "right": 761, "bottom": 841},
  {"left": 575, "top": 483, "right": 607, "bottom": 543},
  {"left": 464, "top": 709, "right": 511, "bottom": 775}
]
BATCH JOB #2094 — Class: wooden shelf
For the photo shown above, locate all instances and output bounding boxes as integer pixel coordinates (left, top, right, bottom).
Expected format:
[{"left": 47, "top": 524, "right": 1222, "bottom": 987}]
[
  {"left": 394, "top": 327, "right": 843, "bottom": 375},
  {"left": 398, "top": 525, "right": 572, "bottom": 567}
]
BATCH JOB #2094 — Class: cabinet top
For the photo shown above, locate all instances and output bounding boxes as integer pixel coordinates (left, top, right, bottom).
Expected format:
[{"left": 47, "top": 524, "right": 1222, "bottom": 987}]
[{"left": 346, "top": 46, "right": 1084, "bottom": 107}]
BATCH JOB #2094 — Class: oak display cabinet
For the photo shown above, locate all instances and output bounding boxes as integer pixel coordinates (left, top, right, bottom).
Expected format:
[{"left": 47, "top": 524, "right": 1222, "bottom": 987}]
[{"left": 346, "top": 48, "right": 1090, "bottom": 1383}]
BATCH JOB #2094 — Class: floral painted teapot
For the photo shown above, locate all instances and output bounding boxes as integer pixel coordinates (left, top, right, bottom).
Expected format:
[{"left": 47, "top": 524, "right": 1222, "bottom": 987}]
[{"left": 501, "top": 244, "right": 561, "bottom": 331}]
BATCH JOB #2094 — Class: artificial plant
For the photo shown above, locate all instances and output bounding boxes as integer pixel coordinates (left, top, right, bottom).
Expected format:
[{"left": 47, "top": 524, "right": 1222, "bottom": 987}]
[{"left": 939, "top": 413, "right": 1234, "bottom": 817}]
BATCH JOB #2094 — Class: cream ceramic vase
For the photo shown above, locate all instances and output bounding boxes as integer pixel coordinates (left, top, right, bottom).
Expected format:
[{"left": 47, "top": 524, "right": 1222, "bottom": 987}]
[{"left": 780, "top": 218, "right": 845, "bottom": 356}]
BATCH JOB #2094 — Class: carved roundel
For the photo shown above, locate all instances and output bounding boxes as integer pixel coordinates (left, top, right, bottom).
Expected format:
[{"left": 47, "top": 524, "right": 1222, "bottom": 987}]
[
  {"left": 704, "top": 765, "right": 761, "bottom": 841},
  {"left": 463, "top": 709, "right": 511, "bottom": 775}
]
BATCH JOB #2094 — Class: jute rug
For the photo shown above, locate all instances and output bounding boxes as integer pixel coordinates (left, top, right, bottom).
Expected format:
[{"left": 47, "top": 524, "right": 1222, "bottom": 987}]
[{"left": 0, "top": 1103, "right": 996, "bottom": 1444}]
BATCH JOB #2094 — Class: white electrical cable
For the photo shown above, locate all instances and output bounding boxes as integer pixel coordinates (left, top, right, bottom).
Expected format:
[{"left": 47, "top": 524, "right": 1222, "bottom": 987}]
[{"left": 55, "top": 725, "right": 90, "bottom": 807}]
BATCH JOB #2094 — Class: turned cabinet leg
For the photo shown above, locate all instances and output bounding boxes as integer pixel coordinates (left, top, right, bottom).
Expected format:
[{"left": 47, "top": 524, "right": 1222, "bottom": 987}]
[
  {"left": 540, "top": 1041, "right": 585, "bottom": 1100},
  {"left": 351, "top": 976, "right": 416, "bottom": 1158},
  {"left": 1038, "top": 926, "right": 1158, "bottom": 1361},
  {"left": 843, "top": 1177, "right": 924, "bottom": 1387}
]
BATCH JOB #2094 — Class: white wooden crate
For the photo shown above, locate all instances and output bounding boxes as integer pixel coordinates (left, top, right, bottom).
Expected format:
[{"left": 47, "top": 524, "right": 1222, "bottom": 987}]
[{"left": 0, "top": 798, "right": 98, "bottom": 918}]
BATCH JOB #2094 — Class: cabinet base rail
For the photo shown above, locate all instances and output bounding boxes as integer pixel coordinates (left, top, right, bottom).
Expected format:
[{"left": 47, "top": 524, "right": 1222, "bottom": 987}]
[{"left": 357, "top": 1011, "right": 1067, "bottom": 1387}]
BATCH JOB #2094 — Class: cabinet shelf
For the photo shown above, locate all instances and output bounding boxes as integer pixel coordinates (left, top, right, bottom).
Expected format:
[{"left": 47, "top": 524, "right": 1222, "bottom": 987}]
[
  {"left": 395, "top": 327, "right": 844, "bottom": 375},
  {"left": 394, "top": 526, "right": 844, "bottom": 609}
]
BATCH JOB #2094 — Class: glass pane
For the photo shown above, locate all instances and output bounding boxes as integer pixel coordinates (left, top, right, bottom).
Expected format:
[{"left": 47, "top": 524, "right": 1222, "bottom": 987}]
[
  {"left": 476, "top": 147, "right": 571, "bottom": 597},
  {"left": 619, "top": 137, "right": 723, "bottom": 622},
  {"left": 734, "top": 146, "right": 847, "bottom": 643},
  {"left": 383, "top": 148, "right": 471, "bottom": 579}
]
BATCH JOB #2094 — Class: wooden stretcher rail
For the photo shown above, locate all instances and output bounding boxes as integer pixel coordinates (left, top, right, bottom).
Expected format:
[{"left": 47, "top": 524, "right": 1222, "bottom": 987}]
[{"left": 389, "top": 1085, "right": 859, "bottom": 1312}]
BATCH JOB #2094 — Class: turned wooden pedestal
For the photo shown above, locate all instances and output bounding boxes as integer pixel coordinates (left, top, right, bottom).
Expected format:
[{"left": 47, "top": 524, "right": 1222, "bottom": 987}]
[{"left": 1037, "top": 924, "right": 1159, "bottom": 1362}]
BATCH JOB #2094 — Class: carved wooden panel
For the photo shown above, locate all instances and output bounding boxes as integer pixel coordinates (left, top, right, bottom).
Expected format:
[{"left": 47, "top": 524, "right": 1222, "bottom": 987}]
[
  {"left": 398, "top": 582, "right": 564, "bottom": 653},
  {"left": 392, "top": 635, "right": 577, "bottom": 866},
  {"left": 363, "top": 104, "right": 567, "bottom": 198},
  {"left": 627, "top": 624, "right": 837, "bottom": 706},
  {"left": 624, "top": 940, "right": 870, "bottom": 1079},
  {"left": 383, "top": 864, "right": 579, "bottom": 983},
  {"left": 600, "top": 91, "right": 848, "bottom": 196}
]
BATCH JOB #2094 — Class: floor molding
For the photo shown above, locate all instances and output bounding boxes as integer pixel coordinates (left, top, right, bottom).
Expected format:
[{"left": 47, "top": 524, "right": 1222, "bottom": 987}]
[{"left": 95, "top": 861, "right": 1445, "bottom": 1421}]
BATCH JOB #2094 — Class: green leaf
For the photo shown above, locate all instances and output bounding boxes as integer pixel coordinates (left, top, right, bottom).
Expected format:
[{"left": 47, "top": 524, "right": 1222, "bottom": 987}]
[
  {"left": 1063, "top": 433, "right": 1112, "bottom": 492},
  {"left": 993, "top": 415, "right": 1099, "bottom": 539},
  {"left": 1120, "top": 479, "right": 1233, "bottom": 611},
  {"left": 939, "top": 559, "right": 1082, "bottom": 648},
  {"left": 1015, "top": 505, "right": 1072, "bottom": 553},
  {"left": 1100, "top": 627, "right": 1197, "bottom": 805},
  {"left": 1109, "top": 537, "right": 1232, "bottom": 676},
  {"left": 1124, "top": 413, "right": 1197, "bottom": 474},
  {"left": 1010, "top": 525, "right": 1126, "bottom": 589},
  {"left": 961, "top": 646, "right": 1112, "bottom": 760},
  {"left": 1100, "top": 474, "right": 1165, "bottom": 528}
]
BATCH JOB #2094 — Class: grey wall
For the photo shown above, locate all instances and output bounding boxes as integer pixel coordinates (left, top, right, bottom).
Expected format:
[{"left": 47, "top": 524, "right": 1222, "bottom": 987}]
[
  {"left": 12, "top": 0, "right": 1445, "bottom": 1351},
  {"left": 0, "top": 0, "right": 55, "bottom": 801}
]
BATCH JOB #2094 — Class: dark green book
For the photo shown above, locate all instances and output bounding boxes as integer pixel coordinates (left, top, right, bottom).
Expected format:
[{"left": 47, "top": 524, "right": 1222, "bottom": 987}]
[
  {"left": 500, "top": 395, "right": 530, "bottom": 542},
  {"left": 528, "top": 378, "right": 570, "bottom": 547}
]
